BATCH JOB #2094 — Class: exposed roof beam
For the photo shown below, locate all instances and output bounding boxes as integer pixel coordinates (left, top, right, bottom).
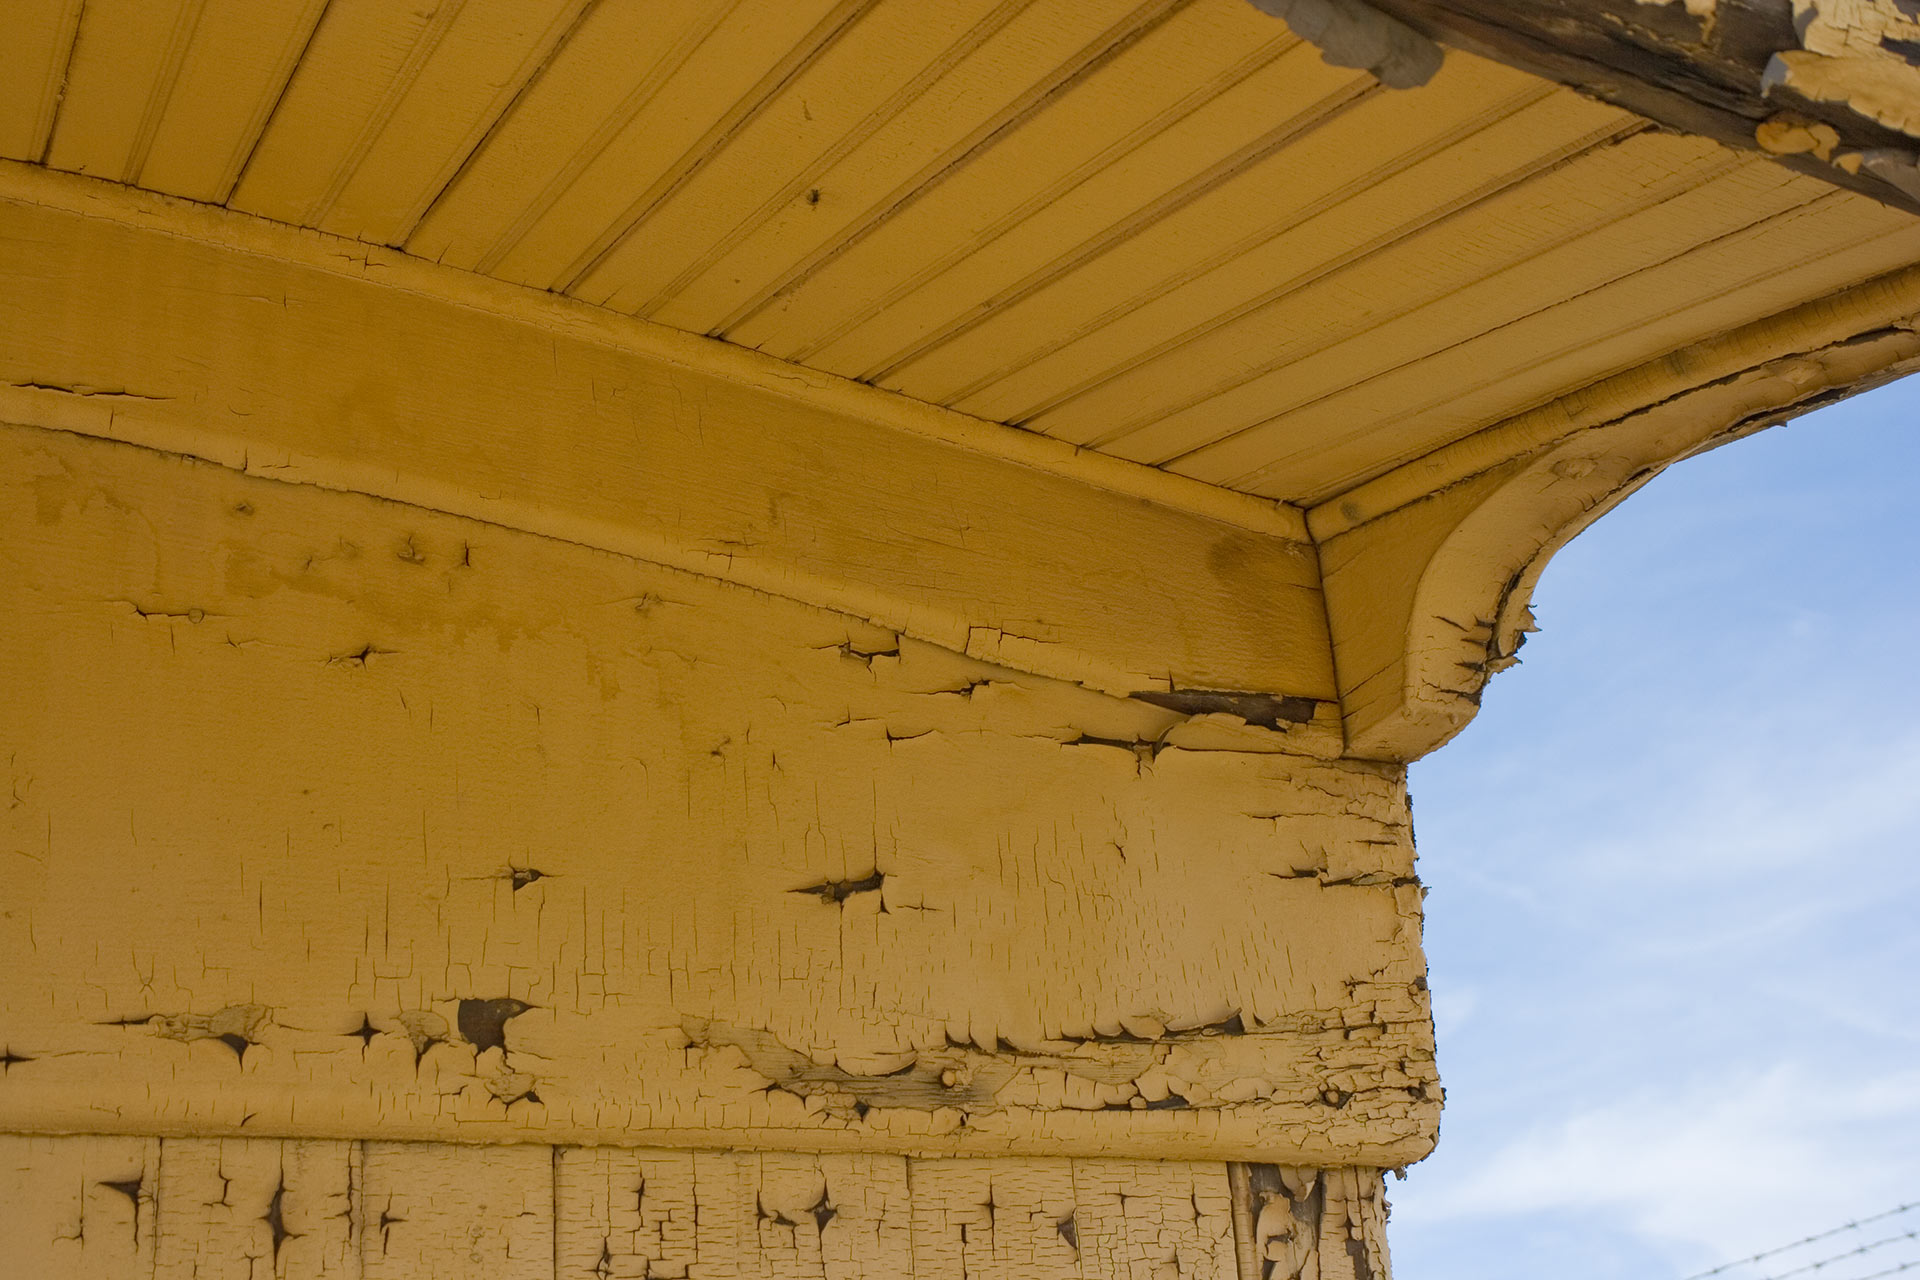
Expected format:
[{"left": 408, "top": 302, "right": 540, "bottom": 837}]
[{"left": 1356, "top": 0, "right": 1920, "bottom": 213}]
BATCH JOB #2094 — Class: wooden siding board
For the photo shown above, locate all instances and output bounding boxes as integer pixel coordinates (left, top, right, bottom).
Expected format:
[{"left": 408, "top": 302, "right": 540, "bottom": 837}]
[
  {"left": 0, "top": 0, "right": 84, "bottom": 162},
  {"left": 133, "top": 0, "right": 328, "bottom": 203},
  {"left": 313, "top": 0, "right": 590, "bottom": 247},
  {"left": 948, "top": 92, "right": 1635, "bottom": 429},
  {"left": 7, "top": 0, "right": 1908, "bottom": 514},
  {"left": 1067, "top": 1159, "right": 1239, "bottom": 1279},
  {"left": 1233, "top": 196, "right": 1920, "bottom": 500},
  {"left": 0, "top": 1137, "right": 1387, "bottom": 1278},
  {"left": 0, "top": 1134, "right": 162, "bottom": 1280},
  {"left": 1157, "top": 162, "right": 1838, "bottom": 482},
  {"left": 0, "top": 420, "right": 1431, "bottom": 1161},
  {"left": 227, "top": 0, "right": 464, "bottom": 226},
  {"left": 0, "top": 188, "right": 1332, "bottom": 703},
  {"left": 152, "top": 1138, "right": 359, "bottom": 1279},
  {"left": 403, "top": 0, "right": 740, "bottom": 273},
  {"left": 40, "top": 0, "right": 202, "bottom": 183},
  {"left": 943, "top": 89, "right": 1631, "bottom": 426},
  {"left": 571, "top": 0, "right": 1028, "bottom": 318},
  {"left": 873, "top": 57, "right": 1562, "bottom": 410},
  {"left": 487, "top": 0, "right": 872, "bottom": 293},
  {"left": 1021, "top": 130, "right": 1751, "bottom": 456},
  {"left": 641, "top": 0, "right": 1286, "bottom": 341},
  {"left": 716, "top": 0, "right": 1276, "bottom": 359},
  {"left": 1365, "top": 0, "right": 1920, "bottom": 214},
  {"left": 362, "top": 1143, "right": 554, "bottom": 1280},
  {"left": 829, "top": 35, "right": 1377, "bottom": 390}
]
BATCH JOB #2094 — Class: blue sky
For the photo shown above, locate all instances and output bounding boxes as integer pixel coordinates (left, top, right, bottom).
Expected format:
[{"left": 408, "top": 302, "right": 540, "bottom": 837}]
[{"left": 1384, "top": 377, "right": 1920, "bottom": 1279}]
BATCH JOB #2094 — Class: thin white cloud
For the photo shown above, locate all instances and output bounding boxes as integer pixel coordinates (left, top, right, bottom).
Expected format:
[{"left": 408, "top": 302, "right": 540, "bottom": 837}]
[
  {"left": 1398, "top": 1064, "right": 1920, "bottom": 1270},
  {"left": 1392, "top": 385, "right": 1920, "bottom": 1279}
]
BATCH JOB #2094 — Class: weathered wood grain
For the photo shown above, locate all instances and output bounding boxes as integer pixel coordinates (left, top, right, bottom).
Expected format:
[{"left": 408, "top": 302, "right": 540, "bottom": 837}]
[{"left": 1233, "top": 1164, "right": 1392, "bottom": 1280}]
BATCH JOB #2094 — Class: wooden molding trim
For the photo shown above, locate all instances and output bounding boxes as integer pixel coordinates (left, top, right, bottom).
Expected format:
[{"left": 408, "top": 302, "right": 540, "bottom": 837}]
[
  {"left": 0, "top": 160, "right": 1308, "bottom": 544},
  {"left": 1319, "top": 320, "right": 1920, "bottom": 759},
  {"left": 0, "top": 159, "right": 1335, "bottom": 710}
]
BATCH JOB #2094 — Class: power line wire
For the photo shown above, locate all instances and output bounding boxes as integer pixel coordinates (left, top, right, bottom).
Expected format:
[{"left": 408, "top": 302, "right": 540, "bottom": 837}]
[
  {"left": 1756, "top": 1230, "right": 1920, "bottom": 1280},
  {"left": 1851, "top": 1260, "right": 1920, "bottom": 1280},
  {"left": 1685, "top": 1203, "right": 1920, "bottom": 1280}
]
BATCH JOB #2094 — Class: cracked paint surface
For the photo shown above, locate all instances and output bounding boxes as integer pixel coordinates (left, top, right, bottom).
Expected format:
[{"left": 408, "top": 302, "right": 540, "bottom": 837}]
[
  {"left": 0, "top": 422, "right": 1435, "bottom": 1165},
  {"left": 0, "top": 1134, "right": 1391, "bottom": 1279}
]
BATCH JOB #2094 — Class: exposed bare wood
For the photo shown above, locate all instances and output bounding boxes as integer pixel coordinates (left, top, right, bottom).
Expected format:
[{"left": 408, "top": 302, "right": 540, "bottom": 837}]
[
  {"left": 1365, "top": 0, "right": 1920, "bottom": 211},
  {"left": 1243, "top": 0, "right": 1443, "bottom": 89},
  {"left": 1233, "top": 1164, "right": 1393, "bottom": 1280},
  {"left": 1766, "top": 0, "right": 1920, "bottom": 184}
]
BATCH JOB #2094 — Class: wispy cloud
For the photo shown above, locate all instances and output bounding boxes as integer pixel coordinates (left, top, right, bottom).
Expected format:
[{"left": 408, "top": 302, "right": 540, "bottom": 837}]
[
  {"left": 1399, "top": 1064, "right": 1920, "bottom": 1269},
  {"left": 1392, "top": 388, "right": 1920, "bottom": 1279}
]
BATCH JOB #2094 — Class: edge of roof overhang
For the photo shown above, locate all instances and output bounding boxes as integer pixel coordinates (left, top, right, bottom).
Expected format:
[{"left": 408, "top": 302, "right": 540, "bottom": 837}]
[{"left": 1353, "top": 0, "right": 1920, "bottom": 215}]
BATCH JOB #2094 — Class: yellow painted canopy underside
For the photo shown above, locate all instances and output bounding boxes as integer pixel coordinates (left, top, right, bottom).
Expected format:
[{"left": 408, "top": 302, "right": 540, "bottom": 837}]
[{"left": 5, "top": 0, "right": 1916, "bottom": 509}]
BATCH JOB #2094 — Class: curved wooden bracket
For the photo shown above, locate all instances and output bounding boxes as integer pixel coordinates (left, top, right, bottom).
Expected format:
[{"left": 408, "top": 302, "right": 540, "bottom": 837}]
[{"left": 1316, "top": 270, "right": 1920, "bottom": 761}]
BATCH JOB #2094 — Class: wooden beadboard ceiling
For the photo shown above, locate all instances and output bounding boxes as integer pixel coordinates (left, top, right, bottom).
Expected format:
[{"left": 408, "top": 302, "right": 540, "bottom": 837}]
[{"left": 5, "top": 0, "right": 1919, "bottom": 507}]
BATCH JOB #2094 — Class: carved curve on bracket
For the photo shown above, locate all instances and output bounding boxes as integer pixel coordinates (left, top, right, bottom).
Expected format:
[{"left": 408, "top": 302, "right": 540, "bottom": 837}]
[
  {"left": 1330, "top": 323, "right": 1920, "bottom": 762},
  {"left": 1386, "top": 441, "right": 1679, "bottom": 760}
]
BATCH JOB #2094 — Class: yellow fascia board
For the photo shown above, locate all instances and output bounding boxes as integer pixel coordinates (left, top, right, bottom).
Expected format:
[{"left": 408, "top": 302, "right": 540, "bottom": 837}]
[{"left": 0, "top": 160, "right": 1332, "bottom": 707}]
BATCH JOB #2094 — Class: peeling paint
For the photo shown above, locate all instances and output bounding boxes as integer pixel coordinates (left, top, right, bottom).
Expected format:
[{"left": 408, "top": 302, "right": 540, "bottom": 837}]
[
  {"left": 143, "top": 1005, "right": 270, "bottom": 1065},
  {"left": 1243, "top": 0, "right": 1444, "bottom": 88},
  {"left": 0, "top": 423, "right": 1434, "bottom": 1164},
  {"left": 1634, "top": 0, "right": 1717, "bottom": 15},
  {"left": 1767, "top": 0, "right": 1920, "bottom": 137}
]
